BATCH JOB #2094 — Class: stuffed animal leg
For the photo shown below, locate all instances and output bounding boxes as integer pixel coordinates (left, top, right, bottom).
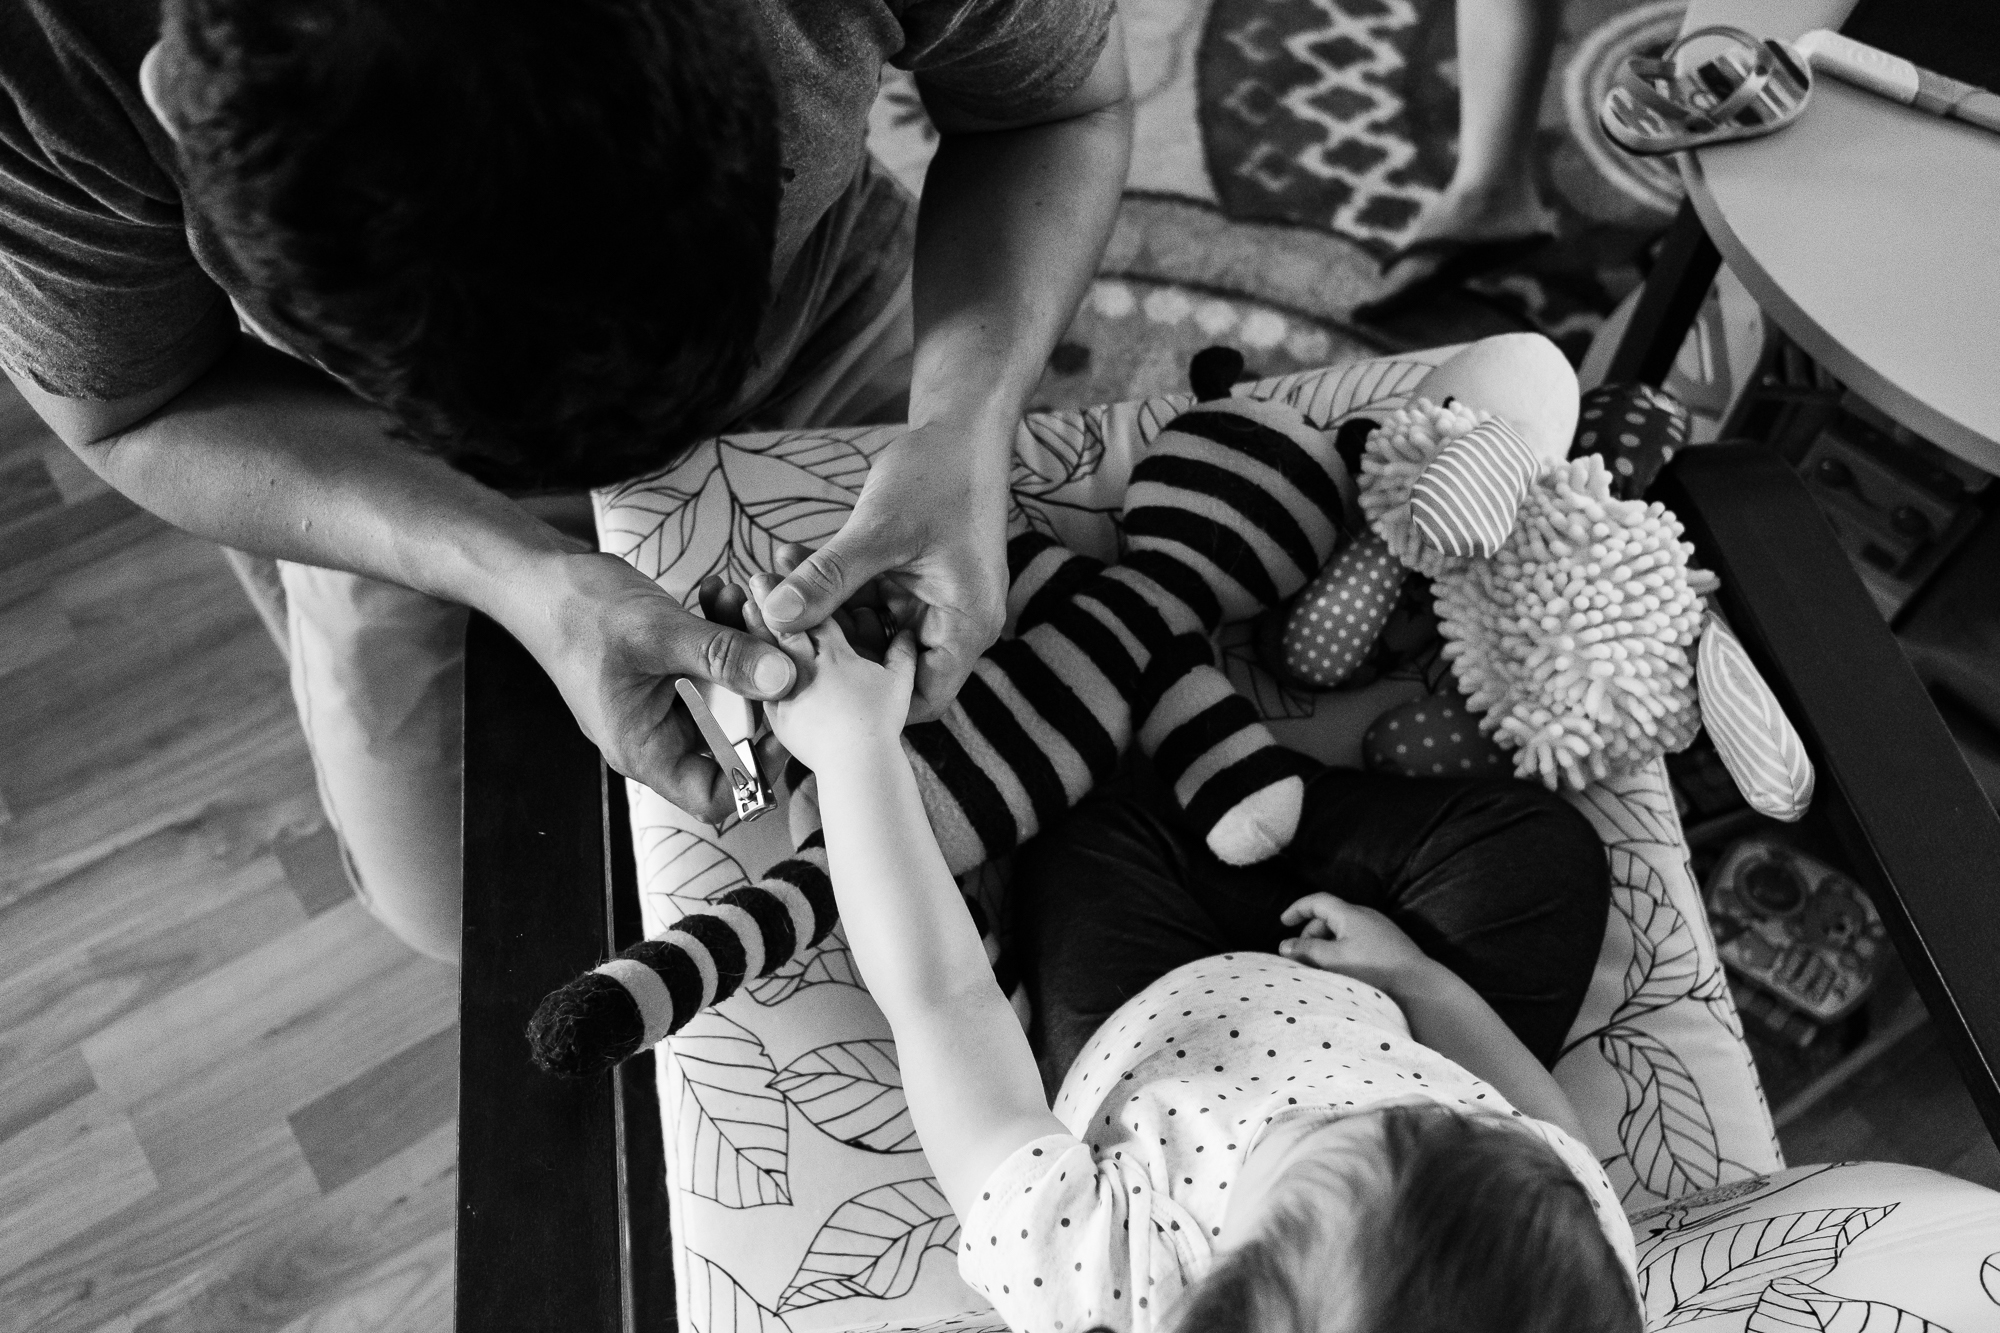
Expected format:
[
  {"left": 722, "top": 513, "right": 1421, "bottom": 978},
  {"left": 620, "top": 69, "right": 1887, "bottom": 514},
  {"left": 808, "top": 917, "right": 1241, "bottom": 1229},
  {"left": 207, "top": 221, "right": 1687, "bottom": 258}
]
[
  {"left": 901, "top": 390, "right": 1347, "bottom": 870},
  {"left": 531, "top": 366, "right": 1352, "bottom": 1076}
]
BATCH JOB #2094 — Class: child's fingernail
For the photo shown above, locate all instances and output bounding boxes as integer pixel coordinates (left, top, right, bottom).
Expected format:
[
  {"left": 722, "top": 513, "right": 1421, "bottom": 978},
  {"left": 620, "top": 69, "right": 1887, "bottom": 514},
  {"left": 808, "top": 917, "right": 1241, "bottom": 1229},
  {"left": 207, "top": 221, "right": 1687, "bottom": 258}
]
[{"left": 1278, "top": 938, "right": 1294, "bottom": 955}]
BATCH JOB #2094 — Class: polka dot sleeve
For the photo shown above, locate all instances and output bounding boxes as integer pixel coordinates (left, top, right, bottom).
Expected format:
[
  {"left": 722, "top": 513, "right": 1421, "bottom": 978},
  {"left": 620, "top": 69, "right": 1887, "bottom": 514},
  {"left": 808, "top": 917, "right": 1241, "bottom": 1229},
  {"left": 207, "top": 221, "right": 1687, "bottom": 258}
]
[{"left": 959, "top": 1133, "right": 1208, "bottom": 1333}]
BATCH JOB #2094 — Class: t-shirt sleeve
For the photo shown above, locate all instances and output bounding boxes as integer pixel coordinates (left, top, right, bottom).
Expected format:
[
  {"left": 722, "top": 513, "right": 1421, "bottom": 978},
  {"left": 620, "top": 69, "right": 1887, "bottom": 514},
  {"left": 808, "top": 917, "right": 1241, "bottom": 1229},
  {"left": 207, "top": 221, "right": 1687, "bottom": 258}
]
[
  {"left": 0, "top": 9, "right": 236, "bottom": 400},
  {"left": 958, "top": 1133, "right": 1207, "bottom": 1333},
  {"left": 893, "top": 0, "right": 1117, "bottom": 126}
]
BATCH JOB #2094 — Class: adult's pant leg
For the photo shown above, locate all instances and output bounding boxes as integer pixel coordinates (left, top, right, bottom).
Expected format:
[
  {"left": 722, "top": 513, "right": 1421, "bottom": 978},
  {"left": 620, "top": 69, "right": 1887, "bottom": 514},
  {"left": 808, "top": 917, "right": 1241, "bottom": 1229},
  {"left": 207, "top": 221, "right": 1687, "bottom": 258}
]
[{"left": 282, "top": 562, "right": 468, "bottom": 963}]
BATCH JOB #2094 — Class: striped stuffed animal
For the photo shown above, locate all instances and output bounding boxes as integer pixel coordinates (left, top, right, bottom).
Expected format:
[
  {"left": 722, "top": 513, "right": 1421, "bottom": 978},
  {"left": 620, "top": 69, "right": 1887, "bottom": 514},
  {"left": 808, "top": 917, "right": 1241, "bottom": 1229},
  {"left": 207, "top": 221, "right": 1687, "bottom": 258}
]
[{"left": 530, "top": 359, "right": 1354, "bottom": 1076}]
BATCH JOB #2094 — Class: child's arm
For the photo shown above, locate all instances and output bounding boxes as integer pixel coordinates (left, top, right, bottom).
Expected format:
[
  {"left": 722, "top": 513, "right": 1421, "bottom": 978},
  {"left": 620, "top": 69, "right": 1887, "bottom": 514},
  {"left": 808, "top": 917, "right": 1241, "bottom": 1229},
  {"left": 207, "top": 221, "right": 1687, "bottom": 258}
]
[
  {"left": 760, "top": 600, "right": 1070, "bottom": 1219},
  {"left": 1279, "top": 894, "right": 1590, "bottom": 1142}
]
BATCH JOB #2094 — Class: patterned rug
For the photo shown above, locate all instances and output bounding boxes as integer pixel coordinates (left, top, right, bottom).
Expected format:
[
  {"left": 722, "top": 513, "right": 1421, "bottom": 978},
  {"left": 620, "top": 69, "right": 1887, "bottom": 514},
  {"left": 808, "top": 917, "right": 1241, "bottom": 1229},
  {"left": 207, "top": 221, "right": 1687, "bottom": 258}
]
[{"left": 867, "top": 0, "right": 1689, "bottom": 408}]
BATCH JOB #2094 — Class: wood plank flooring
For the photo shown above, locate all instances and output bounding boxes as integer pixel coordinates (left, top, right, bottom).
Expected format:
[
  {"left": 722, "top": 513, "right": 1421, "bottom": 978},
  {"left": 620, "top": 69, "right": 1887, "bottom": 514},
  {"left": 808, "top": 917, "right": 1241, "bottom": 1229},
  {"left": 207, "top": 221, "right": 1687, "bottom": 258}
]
[
  {"left": 0, "top": 372, "right": 1996, "bottom": 1333},
  {"left": 0, "top": 382, "right": 457, "bottom": 1333}
]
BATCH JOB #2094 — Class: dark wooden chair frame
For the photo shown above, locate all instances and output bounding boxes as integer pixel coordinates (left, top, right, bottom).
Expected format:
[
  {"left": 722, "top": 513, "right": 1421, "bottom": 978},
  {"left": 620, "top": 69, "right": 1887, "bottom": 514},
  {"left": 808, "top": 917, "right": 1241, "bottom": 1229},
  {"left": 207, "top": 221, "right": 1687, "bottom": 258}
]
[{"left": 453, "top": 202, "right": 2000, "bottom": 1332}]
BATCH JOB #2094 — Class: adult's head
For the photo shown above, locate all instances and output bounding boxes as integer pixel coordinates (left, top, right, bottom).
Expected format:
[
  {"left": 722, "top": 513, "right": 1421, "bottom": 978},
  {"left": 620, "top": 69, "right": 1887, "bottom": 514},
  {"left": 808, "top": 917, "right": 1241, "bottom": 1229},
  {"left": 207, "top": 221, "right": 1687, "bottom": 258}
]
[
  {"left": 1165, "top": 1101, "right": 1642, "bottom": 1333},
  {"left": 150, "top": 0, "right": 781, "bottom": 489}
]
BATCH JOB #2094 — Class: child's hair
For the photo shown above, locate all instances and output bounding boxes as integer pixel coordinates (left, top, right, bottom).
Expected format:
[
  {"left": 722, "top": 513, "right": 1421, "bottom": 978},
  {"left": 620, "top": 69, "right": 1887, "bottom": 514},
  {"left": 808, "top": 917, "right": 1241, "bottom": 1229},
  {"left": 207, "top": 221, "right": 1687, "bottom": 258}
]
[{"left": 1164, "top": 1102, "right": 1641, "bottom": 1333}]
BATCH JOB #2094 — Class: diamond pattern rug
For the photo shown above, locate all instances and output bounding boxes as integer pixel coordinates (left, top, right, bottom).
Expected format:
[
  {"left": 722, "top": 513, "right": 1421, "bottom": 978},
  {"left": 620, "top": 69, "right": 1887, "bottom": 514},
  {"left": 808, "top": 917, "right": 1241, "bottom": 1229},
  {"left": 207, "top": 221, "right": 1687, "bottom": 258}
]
[{"left": 867, "top": 0, "right": 1689, "bottom": 407}]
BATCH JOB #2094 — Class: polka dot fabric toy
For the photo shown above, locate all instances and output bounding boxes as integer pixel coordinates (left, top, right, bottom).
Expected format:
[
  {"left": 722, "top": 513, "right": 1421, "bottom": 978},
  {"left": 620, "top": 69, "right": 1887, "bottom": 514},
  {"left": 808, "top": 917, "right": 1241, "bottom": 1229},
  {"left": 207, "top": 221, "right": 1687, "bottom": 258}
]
[
  {"left": 1362, "top": 694, "right": 1509, "bottom": 778},
  {"left": 1278, "top": 532, "right": 1404, "bottom": 688},
  {"left": 1570, "top": 382, "right": 1690, "bottom": 500}
]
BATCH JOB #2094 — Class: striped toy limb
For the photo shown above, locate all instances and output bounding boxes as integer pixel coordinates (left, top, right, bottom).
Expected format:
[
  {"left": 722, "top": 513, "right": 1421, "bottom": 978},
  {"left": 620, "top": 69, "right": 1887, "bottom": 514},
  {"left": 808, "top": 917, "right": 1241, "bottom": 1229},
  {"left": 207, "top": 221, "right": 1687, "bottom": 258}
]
[
  {"left": 1137, "top": 632, "right": 1313, "bottom": 864},
  {"left": 903, "top": 549, "right": 1312, "bottom": 872},
  {"left": 907, "top": 401, "right": 1350, "bottom": 870},
  {"left": 527, "top": 802, "right": 837, "bottom": 1078}
]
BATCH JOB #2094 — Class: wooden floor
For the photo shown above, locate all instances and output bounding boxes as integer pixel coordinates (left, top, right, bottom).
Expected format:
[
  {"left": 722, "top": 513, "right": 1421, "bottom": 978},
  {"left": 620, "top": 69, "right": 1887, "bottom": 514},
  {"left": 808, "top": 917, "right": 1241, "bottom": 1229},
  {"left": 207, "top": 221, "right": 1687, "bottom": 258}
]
[
  {"left": 0, "top": 384, "right": 457, "bottom": 1333},
  {"left": 0, "top": 376, "right": 1994, "bottom": 1333}
]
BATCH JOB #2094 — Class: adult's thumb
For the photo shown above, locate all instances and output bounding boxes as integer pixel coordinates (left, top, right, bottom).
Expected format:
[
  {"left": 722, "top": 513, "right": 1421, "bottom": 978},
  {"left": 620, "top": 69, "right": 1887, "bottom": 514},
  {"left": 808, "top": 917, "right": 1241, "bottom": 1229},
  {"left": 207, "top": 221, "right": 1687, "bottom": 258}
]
[
  {"left": 679, "top": 619, "right": 796, "bottom": 701},
  {"left": 765, "top": 532, "right": 874, "bottom": 631}
]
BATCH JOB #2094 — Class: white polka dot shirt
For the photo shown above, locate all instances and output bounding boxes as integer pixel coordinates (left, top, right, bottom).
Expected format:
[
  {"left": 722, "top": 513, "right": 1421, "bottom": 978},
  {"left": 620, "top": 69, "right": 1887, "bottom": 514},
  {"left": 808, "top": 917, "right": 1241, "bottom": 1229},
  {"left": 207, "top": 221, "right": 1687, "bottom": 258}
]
[{"left": 958, "top": 954, "right": 1632, "bottom": 1332}]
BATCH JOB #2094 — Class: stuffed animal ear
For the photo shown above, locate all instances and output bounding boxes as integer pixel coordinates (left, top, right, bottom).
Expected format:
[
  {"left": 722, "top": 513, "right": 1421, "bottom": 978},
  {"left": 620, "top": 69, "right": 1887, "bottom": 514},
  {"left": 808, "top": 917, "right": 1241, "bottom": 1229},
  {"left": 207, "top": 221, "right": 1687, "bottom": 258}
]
[
  {"left": 1190, "top": 345, "right": 1247, "bottom": 402},
  {"left": 1697, "top": 608, "right": 1815, "bottom": 821},
  {"left": 1409, "top": 416, "right": 1548, "bottom": 560}
]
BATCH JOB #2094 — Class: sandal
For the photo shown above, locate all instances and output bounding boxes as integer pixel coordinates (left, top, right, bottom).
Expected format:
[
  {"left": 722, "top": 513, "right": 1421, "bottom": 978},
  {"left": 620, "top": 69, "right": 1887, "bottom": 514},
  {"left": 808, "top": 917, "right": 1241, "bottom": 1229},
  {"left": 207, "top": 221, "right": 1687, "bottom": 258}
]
[{"left": 1600, "top": 25, "right": 1812, "bottom": 156}]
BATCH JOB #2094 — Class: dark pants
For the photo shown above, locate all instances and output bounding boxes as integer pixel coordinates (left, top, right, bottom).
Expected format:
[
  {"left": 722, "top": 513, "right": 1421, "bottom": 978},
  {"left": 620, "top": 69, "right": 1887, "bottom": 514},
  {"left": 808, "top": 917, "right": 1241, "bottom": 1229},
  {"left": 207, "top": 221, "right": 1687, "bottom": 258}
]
[{"left": 1012, "top": 764, "right": 1611, "bottom": 1096}]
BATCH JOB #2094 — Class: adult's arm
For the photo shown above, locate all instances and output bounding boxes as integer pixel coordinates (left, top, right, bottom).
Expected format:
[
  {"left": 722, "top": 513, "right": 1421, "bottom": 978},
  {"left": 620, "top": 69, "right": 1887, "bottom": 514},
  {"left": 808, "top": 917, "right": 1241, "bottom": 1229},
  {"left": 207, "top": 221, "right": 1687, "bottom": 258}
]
[
  {"left": 765, "top": 14, "right": 1134, "bottom": 717},
  {"left": 7, "top": 337, "right": 797, "bottom": 821}
]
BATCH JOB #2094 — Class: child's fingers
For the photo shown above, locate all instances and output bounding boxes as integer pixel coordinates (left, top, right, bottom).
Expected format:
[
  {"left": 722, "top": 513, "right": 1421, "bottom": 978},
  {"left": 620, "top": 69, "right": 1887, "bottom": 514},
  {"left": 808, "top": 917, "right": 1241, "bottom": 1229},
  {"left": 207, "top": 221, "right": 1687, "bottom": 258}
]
[
  {"left": 1277, "top": 935, "right": 1348, "bottom": 970},
  {"left": 1280, "top": 892, "right": 1346, "bottom": 929},
  {"left": 752, "top": 574, "right": 814, "bottom": 658},
  {"left": 806, "top": 617, "right": 856, "bottom": 660},
  {"left": 738, "top": 584, "right": 782, "bottom": 647},
  {"left": 698, "top": 577, "right": 751, "bottom": 632},
  {"left": 884, "top": 629, "right": 919, "bottom": 686}
]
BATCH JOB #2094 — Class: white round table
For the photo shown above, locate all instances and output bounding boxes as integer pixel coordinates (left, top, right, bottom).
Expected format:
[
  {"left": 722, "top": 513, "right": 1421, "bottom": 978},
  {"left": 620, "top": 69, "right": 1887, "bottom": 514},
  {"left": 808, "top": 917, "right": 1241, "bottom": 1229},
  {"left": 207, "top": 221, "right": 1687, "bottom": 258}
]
[{"left": 1681, "top": 0, "right": 2000, "bottom": 471}]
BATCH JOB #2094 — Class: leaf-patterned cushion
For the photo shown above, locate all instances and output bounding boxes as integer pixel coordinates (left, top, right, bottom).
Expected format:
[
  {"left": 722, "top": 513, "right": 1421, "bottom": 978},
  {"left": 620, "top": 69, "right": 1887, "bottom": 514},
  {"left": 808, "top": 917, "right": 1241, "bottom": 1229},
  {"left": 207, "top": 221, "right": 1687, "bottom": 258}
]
[
  {"left": 595, "top": 351, "right": 1796, "bottom": 1333},
  {"left": 1629, "top": 1161, "right": 2000, "bottom": 1331}
]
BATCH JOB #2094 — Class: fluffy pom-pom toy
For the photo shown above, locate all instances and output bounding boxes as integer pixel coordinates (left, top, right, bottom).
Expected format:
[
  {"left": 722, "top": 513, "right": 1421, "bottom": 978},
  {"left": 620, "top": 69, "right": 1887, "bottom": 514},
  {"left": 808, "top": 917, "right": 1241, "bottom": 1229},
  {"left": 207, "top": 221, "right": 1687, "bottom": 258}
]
[
  {"left": 1431, "top": 452, "right": 1718, "bottom": 789},
  {"left": 1358, "top": 398, "right": 1490, "bottom": 578}
]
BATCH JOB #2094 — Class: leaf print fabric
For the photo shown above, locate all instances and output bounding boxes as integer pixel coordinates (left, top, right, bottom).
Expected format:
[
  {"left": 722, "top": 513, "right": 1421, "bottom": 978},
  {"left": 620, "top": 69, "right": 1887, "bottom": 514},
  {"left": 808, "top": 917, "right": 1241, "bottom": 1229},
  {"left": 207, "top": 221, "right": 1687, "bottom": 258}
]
[{"left": 600, "top": 354, "right": 1817, "bottom": 1331}]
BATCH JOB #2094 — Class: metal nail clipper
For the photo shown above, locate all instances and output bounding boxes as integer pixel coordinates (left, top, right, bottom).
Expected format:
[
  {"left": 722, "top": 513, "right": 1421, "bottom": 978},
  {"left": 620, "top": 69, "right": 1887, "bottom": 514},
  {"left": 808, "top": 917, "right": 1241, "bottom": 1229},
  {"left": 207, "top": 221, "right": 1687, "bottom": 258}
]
[{"left": 674, "top": 677, "right": 775, "bottom": 821}]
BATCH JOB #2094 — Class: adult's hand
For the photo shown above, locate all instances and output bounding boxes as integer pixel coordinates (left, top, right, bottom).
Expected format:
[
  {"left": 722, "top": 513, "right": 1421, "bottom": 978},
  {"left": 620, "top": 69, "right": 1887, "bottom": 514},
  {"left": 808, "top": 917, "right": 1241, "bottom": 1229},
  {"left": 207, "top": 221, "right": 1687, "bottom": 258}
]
[
  {"left": 508, "top": 550, "right": 798, "bottom": 822},
  {"left": 760, "top": 421, "right": 1010, "bottom": 720}
]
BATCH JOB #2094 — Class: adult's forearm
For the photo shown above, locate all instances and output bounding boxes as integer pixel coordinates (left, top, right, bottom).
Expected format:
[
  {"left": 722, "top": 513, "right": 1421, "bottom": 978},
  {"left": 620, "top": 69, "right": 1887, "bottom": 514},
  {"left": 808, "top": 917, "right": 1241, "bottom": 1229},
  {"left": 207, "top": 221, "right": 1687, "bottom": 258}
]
[
  {"left": 66, "top": 338, "right": 576, "bottom": 619},
  {"left": 908, "top": 97, "right": 1133, "bottom": 446}
]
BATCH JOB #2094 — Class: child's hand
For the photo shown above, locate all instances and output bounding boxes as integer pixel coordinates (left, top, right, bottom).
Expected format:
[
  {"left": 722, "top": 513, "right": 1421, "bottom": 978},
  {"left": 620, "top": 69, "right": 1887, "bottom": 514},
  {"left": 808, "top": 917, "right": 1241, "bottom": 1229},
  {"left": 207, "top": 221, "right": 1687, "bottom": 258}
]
[
  {"left": 758, "top": 574, "right": 918, "bottom": 776},
  {"left": 1277, "top": 894, "right": 1442, "bottom": 1001}
]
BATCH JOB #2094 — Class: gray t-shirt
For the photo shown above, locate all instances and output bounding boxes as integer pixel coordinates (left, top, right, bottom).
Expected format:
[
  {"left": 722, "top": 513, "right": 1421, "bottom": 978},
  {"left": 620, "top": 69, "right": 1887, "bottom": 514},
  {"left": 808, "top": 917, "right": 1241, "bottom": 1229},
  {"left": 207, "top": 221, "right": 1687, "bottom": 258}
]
[{"left": 0, "top": 0, "right": 1112, "bottom": 460}]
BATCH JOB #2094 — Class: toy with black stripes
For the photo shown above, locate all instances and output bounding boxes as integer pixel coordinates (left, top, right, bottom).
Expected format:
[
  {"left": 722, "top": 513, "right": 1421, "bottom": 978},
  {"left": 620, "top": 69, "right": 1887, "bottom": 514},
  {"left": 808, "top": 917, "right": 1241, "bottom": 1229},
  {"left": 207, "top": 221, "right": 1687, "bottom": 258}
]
[{"left": 529, "top": 345, "right": 1358, "bottom": 1077}]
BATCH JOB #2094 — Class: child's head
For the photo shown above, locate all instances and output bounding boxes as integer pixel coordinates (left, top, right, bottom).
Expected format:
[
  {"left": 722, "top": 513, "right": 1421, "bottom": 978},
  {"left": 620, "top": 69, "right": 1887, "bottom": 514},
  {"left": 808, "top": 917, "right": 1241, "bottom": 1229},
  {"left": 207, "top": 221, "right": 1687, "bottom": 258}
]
[{"left": 1166, "top": 1101, "right": 1640, "bottom": 1333}]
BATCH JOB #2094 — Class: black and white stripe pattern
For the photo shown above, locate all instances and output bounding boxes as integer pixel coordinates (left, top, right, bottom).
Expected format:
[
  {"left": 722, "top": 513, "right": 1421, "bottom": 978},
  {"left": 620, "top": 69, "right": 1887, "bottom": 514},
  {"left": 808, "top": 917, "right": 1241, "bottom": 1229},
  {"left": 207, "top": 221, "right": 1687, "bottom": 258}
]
[
  {"left": 527, "top": 837, "right": 837, "bottom": 1077},
  {"left": 904, "top": 399, "right": 1344, "bottom": 870},
  {"left": 533, "top": 395, "right": 1351, "bottom": 1073}
]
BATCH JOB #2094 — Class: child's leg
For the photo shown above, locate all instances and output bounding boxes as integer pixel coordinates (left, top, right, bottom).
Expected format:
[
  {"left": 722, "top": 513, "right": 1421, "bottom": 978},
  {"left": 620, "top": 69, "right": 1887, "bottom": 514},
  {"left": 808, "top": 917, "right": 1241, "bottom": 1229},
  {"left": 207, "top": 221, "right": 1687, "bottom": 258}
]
[
  {"left": 1014, "top": 762, "right": 1607, "bottom": 1089},
  {"left": 1102, "top": 762, "right": 1606, "bottom": 1064},
  {"left": 1269, "top": 768, "right": 1609, "bottom": 1065},
  {"left": 1011, "top": 780, "right": 1267, "bottom": 1099}
]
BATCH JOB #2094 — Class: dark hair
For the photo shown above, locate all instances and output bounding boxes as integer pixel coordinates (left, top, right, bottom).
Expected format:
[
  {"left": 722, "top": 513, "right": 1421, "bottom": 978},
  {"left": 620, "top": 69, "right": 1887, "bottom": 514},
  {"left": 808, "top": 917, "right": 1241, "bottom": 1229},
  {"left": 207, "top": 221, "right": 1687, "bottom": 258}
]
[
  {"left": 1165, "top": 1103, "right": 1641, "bottom": 1333},
  {"left": 159, "top": 0, "right": 780, "bottom": 490}
]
